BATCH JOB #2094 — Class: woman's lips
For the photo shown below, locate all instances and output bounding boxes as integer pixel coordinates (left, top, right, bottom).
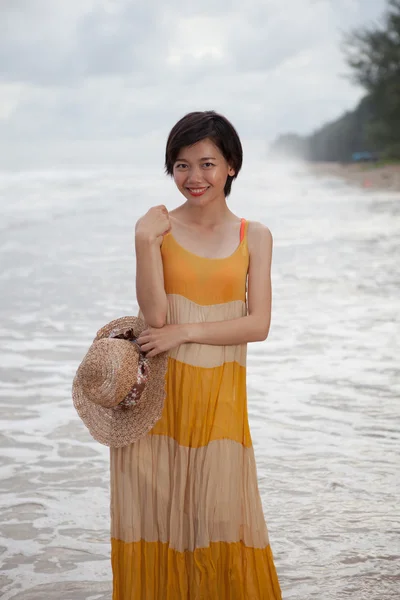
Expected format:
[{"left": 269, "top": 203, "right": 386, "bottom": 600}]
[{"left": 186, "top": 187, "right": 209, "bottom": 197}]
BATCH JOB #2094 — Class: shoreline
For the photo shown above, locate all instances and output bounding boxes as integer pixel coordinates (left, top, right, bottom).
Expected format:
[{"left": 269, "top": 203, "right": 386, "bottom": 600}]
[{"left": 308, "top": 161, "right": 400, "bottom": 192}]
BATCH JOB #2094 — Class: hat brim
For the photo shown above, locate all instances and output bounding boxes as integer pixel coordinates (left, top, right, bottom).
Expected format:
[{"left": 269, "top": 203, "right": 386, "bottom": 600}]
[{"left": 72, "top": 316, "right": 168, "bottom": 448}]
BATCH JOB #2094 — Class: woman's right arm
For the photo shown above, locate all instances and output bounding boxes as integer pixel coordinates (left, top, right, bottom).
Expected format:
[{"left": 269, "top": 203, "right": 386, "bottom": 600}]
[{"left": 135, "top": 206, "right": 170, "bottom": 328}]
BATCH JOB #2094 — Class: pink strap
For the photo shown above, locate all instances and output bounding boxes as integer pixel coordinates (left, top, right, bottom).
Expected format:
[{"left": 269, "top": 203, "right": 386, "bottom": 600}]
[{"left": 239, "top": 218, "right": 246, "bottom": 243}]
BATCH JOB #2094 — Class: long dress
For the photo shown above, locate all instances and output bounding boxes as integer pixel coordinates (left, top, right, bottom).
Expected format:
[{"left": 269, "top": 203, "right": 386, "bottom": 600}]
[{"left": 110, "top": 218, "right": 282, "bottom": 599}]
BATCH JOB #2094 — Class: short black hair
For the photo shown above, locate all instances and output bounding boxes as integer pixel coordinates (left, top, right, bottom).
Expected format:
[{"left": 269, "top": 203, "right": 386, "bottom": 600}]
[{"left": 165, "top": 111, "right": 243, "bottom": 197}]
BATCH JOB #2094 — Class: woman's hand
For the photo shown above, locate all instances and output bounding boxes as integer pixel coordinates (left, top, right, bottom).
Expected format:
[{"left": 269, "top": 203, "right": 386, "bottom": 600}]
[
  {"left": 135, "top": 205, "right": 171, "bottom": 246},
  {"left": 137, "top": 324, "right": 187, "bottom": 357}
]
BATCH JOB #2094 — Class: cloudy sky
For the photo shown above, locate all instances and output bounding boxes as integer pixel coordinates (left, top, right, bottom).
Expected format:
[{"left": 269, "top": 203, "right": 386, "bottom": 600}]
[{"left": 0, "top": 0, "right": 388, "bottom": 165}]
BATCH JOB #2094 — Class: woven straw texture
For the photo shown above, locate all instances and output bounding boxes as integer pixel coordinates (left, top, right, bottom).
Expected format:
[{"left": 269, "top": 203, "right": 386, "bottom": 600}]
[{"left": 72, "top": 316, "right": 168, "bottom": 447}]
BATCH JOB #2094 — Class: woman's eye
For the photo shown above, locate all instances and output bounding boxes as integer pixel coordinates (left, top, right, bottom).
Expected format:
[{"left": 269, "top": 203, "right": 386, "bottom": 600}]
[
  {"left": 203, "top": 162, "right": 215, "bottom": 168},
  {"left": 175, "top": 163, "right": 187, "bottom": 169}
]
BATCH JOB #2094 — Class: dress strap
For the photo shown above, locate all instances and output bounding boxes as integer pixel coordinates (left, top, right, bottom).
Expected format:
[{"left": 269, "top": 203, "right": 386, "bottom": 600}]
[{"left": 239, "top": 218, "right": 246, "bottom": 243}]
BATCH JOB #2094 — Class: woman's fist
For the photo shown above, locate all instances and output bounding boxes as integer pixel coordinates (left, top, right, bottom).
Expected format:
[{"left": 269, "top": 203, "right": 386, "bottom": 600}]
[{"left": 135, "top": 205, "right": 171, "bottom": 245}]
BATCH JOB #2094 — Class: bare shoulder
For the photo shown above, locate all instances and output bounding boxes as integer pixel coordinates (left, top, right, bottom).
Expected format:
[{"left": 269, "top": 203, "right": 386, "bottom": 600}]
[{"left": 247, "top": 220, "right": 273, "bottom": 252}]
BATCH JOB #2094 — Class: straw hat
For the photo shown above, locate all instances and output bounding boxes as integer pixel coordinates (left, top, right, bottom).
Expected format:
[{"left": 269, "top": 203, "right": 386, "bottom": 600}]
[{"left": 72, "top": 316, "right": 168, "bottom": 447}]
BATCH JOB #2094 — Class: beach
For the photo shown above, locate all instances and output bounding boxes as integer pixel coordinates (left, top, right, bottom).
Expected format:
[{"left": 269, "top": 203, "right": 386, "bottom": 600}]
[
  {"left": 0, "top": 161, "right": 399, "bottom": 600},
  {"left": 309, "top": 161, "right": 400, "bottom": 192}
]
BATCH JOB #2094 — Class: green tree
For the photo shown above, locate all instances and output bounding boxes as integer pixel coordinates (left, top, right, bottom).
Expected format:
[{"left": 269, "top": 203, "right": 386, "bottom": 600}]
[{"left": 343, "top": 0, "right": 400, "bottom": 158}]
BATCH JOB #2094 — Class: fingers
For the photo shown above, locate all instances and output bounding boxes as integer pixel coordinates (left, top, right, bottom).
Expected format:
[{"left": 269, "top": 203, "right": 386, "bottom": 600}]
[
  {"left": 137, "top": 331, "right": 155, "bottom": 353},
  {"left": 154, "top": 205, "right": 168, "bottom": 214},
  {"left": 137, "top": 329, "right": 151, "bottom": 342},
  {"left": 139, "top": 342, "right": 153, "bottom": 352},
  {"left": 139, "top": 341, "right": 161, "bottom": 357},
  {"left": 145, "top": 349, "right": 158, "bottom": 357}
]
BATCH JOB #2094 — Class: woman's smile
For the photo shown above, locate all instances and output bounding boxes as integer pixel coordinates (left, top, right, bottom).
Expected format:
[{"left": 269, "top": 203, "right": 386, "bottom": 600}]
[{"left": 186, "top": 186, "right": 210, "bottom": 197}]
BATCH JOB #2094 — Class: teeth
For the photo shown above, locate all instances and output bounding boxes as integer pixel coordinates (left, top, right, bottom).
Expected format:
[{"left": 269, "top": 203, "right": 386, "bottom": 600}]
[{"left": 189, "top": 188, "right": 207, "bottom": 192}]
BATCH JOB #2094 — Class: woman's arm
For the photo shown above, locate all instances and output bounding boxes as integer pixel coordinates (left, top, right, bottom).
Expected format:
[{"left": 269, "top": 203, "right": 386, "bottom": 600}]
[
  {"left": 183, "top": 222, "right": 273, "bottom": 345},
  {"left": 137, "top": 222, "right": 273, "bottom": 354},
  {"left": 135, "top": 206, "right": 170, "bottom": 328}
]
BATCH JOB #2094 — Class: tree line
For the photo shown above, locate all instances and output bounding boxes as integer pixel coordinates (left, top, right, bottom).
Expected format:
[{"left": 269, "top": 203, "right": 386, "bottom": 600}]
[{"left": 270, "top": 0, "right": 400, "bottom": 162}]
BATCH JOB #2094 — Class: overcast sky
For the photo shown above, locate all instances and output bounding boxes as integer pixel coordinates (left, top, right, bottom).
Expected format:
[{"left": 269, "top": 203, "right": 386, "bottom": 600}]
[{"left": 0, "top": 0, "right": 388, "bottom": 166}]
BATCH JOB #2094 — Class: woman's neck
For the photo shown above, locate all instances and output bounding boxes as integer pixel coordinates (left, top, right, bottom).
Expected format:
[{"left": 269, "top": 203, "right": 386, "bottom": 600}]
[{"left": 172, "top": 200, "right": 237, "bottom": 229}]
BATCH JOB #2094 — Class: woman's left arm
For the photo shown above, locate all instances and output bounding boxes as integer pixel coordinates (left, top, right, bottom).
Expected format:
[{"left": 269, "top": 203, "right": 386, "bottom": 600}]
[{"left": 137, "top": 223, "right": 273, "bottom": 355}]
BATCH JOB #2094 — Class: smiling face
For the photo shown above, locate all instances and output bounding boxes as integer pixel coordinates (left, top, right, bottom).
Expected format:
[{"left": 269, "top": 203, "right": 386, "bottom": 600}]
[{"left": 172, "top": 138, "right": 235, "bottom": 205}]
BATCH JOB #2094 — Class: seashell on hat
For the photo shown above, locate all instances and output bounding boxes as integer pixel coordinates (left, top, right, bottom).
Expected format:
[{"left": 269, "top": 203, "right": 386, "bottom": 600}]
[{"left": 72, "top": 316, "right": 168, "bottom": 448}]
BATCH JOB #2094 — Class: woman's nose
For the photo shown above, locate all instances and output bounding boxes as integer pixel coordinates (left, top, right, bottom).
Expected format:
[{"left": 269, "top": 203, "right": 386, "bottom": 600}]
[{"left": 186, "top": 166, "right": 203, "bottom": 183}]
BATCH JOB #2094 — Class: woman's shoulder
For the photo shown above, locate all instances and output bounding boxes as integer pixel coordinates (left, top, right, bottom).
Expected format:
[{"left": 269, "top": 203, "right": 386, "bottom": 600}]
[{"left": 246, "top": 220, "right": 273, "bottom": 248}]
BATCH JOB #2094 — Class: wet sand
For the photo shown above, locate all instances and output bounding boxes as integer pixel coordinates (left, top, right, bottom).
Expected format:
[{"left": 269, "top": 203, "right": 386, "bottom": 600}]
[{"left": 309, "top": 161, "right": 400, "bottom": 192}]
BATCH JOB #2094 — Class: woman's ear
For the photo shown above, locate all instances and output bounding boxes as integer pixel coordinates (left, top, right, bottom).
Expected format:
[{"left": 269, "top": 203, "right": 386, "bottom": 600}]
[{"left": 228, "top": 166, "right": 235, "bottom": 177}]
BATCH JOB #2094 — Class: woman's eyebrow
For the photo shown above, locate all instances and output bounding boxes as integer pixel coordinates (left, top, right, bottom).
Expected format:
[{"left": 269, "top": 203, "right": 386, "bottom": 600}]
[{"left": 175, "top": 156, "right": 217, "bottom": 162}]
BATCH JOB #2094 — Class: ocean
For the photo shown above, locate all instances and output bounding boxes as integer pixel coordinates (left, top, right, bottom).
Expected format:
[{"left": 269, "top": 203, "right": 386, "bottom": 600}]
[{"left": 0, "top": 160, "right": 398, "bottom": 599}]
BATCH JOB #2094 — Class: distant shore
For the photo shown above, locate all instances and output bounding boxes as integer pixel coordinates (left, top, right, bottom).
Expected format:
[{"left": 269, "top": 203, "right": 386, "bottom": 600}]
[{"left": 309, "top": 161, "right": 400, "bottom": 192}]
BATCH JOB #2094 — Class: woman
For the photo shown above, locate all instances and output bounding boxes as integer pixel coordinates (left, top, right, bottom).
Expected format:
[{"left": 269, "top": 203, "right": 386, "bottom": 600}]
[{"left": 110, "top": 111, "right": 282, "bottom": 599}]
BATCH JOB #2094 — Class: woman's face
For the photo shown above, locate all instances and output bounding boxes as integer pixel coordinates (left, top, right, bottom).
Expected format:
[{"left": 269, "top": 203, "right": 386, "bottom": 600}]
[{"left": 172, "top": 138, "right": 235, "bottom": 206}]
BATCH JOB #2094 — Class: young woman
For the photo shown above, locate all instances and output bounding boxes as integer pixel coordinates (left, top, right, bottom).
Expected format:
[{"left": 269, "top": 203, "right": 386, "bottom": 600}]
[{"left": 111, "top": 111, "right": 282, "bottom": 599}]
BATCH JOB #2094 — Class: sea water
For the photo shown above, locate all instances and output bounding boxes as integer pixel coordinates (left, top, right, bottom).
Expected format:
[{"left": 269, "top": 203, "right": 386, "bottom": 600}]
[{"left": 0, "top": 160, "right": 398, "bottom": 599}]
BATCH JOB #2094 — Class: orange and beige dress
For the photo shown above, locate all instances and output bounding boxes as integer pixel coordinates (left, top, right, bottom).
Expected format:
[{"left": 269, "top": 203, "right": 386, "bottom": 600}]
[{"left": 110, "top": 218, "right": 282, "bottom": 599}]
